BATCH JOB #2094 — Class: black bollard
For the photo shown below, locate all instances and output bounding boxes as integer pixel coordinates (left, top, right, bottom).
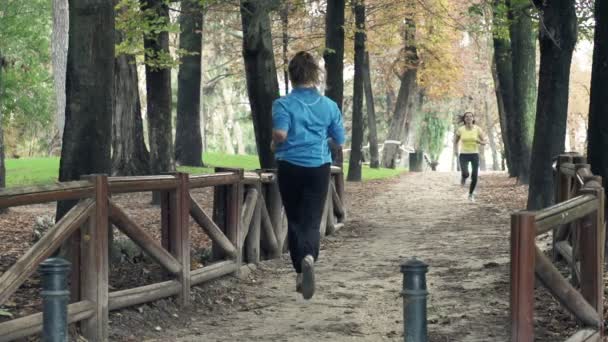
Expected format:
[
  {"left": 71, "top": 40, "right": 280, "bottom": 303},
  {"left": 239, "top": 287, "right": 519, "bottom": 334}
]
[
  {"left": 39, "top": 257, "right": 71, "bottom": 342},
  {"left": 401, "top": 257, "right": 429, "bottom": 342}
]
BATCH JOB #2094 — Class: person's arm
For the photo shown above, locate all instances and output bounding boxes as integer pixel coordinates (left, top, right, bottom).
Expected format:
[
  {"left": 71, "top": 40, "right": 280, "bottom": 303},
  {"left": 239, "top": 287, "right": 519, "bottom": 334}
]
[
  {"left": 328, "top": 104, "right": 346, "bottom": 146},
  {"left": 477, "top": 127, "right": 488, "bottom": 146},
  {"left": 453, "top": 129, "right": 461, "bottom": 155},
  {"left": 272, "top": 100, "right": 290, "bottom": 146}
]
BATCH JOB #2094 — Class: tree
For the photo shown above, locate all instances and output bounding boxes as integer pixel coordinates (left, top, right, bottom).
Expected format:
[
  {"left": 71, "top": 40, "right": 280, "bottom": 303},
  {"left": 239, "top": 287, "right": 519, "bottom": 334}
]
[
  {"left": 112, "top": 30, "right": 150, "bottom": 176},
  {"left": 363, "top": 52, "right": 380, "bottom": 168},
  {"left": 527, "top": 0, "right": 577, "bottom": 210},
  {"left": 0, "top": 54, "right": 6, "bottom": 197},
  {"left": 51, "top": 0, "right": 69, "bottom": 141},
  {"left": 57, "top": 0, "right": 114, "bottom": 219},
  {"left": 175, "top": 0, "right": 204, "bottom": 167},
  {"left": 141, "top": 0, "right": 175, "bottom": 181},
  {"left": 240, "top": 0, "right": 280, "bottom": 169},
  {"left": 381, "top": 6, "right": 418, "bottom": 168},
  {"left": 587, "top": 0, "right": 608, "bottom": 198},
  {"left": 508, "top": 0, "right": 537, "bottom": 183},
  {"left": 348, "top": 0, "right": 366, "bottom": 181},
  {"left": 324, "top": 0, "right": 346, "bottom": 165}
]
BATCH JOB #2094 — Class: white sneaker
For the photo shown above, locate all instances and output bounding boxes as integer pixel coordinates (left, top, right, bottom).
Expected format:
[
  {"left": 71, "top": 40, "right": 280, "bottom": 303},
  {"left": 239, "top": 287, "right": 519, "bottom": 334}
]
[
  {"left": 301, "top": 255, "right": 315, "bottom": 300},
  {"left": 468, "top": 194, "right": 475, "bottom": 202}
]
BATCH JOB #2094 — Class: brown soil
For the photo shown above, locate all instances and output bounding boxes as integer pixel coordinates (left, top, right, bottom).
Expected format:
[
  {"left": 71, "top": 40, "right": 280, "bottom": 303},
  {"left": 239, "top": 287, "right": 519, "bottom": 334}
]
[{"left": 0, "top": 172, "right": 600, "bottom": 341}]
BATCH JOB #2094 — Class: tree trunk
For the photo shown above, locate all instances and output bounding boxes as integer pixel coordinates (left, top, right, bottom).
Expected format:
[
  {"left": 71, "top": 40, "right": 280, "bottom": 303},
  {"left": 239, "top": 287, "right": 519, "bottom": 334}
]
[
  {"left": 240, "top": 0, "right": 279, "bottom": 169},
  {"left": 347, "top": 0, "right": 365, "bottom": 182},
  {"left": 142, "top": 0, "right": 174, "bottom": 180},
  {"left": 381, "top": 10, "right": 418, "bottom": 168},
  {"left": 587, "top": 0, "right": 608, "bottom": 201},
  {"left": 509, "top": 1, "right": 537, "bottom": 183},
  {"left": 324, "top": 0, "right": 345, "bottom": 166},
  {"left": 0, "top": 53, "right": 7, "bottom": 198},
  {"left": 57, "top": 0, "right": 114, "bottom": 220},
  {"left": 281, "top": 2, "right": 289, "bottom": 94},
  {"left": 52, "top": 0, "right": 69, "bottom": 139},
  {"left": 175, "top": 0, "right": 203, "bottom": 167},
  {"left": 484, "top": 97, "right": 500, "bottom": 171},
  {"left": 363, "top": 52, "right": 379, "bottom": 168},
  {"left": 492, "top": 0, "right": 518, "bottom": 176},
  {"left": 112, "top": 44, "right": 150, "bottom": 176},
  {"left": 527, "top": 0, "right": 577, "bottom": 210}
]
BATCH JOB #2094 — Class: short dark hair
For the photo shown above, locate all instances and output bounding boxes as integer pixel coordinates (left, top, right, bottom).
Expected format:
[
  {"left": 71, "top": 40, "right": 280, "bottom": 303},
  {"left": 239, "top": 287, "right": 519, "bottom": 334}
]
[{"left": 288, "top": 51, "right": 320, "bottom": 86}]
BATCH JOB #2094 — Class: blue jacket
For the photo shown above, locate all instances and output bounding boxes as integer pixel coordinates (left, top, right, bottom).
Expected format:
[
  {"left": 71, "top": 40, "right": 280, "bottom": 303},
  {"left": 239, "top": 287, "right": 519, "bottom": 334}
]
[{"left": 272, "top": 87, "right": 345, "bottom": 167}]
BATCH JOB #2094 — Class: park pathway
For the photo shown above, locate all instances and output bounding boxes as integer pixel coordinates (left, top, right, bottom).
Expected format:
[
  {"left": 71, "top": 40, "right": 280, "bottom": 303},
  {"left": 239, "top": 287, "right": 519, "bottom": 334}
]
[{"left": 143, "top": 172, "right": 534, "bottom": 341}]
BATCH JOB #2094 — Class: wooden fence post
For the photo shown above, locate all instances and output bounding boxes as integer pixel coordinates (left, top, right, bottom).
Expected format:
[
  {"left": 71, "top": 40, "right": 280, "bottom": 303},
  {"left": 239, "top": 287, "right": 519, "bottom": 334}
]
[
  {"left": 579, "top": 178, "right": 604, "bottom": 331},
  {"left": 174, "top": 173, "right": 190, "bottom": 307},
  {"left": 213, "top": 168, "right": 243, "bottom": 272},
  {"left": 553, "top": 154, "right": 573, "bottom": 261},
  {"left": 245, "top": 183, "right": 261, "bottom": 264},
  {"left": 81, "top": 175, "right": 109, "bottom": 341},
  {"left": 510, "top": 212, "right": 536, "bottom": 342}
]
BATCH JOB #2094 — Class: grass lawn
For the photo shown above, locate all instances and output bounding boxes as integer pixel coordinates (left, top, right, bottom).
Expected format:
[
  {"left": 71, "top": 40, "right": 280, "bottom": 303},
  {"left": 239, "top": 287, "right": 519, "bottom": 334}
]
[{"left": 4, "top": 153, "right": 406, "bottom": 187}]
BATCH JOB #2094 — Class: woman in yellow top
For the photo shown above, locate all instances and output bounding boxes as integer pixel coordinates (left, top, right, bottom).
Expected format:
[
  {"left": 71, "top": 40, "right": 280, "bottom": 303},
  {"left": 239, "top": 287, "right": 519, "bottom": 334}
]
[{"left": 453, "top": 112, "right": 487, "bottom": 201}]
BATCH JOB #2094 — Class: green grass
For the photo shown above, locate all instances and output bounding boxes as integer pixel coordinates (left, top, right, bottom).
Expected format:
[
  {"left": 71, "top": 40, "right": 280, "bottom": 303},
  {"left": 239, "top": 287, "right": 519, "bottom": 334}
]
[{"left": 3, "top": 153, "right": 405, "bottom": 187}]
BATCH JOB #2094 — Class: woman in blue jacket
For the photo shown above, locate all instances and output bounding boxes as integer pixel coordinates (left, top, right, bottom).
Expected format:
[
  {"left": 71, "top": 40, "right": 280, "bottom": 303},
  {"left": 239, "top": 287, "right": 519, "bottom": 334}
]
[{"left": 272, "top": 51, "right": 345, "bottom": 300}]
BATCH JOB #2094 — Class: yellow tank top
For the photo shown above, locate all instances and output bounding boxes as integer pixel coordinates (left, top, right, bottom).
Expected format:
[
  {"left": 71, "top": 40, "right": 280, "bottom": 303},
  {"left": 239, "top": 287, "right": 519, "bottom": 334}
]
[{"left": 458, "top": 125, "right": 481, "bottom": 154}]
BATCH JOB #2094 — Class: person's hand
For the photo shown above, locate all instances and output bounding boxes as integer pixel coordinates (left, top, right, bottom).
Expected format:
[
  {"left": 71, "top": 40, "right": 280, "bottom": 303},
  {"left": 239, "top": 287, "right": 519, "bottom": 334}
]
[{"left": 270, "top": 140, "right": 276, "bottom": 152}]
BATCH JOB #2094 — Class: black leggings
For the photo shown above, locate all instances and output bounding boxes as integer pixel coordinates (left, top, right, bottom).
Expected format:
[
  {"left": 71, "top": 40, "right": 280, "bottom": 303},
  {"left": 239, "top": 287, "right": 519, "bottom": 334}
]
[
  {"left": 277, "top": 161, "right": 330, "bottom": 273},
  {"left": 459, "top": 153, "right": 479, "bottom": 195}
]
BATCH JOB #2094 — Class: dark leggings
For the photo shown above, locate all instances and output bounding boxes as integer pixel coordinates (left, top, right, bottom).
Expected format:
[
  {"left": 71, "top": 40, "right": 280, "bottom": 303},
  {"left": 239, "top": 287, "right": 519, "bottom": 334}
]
[
  {"left": 459, "top": 153, "right": 479, "bottom": 195},
  {"left": 277, "top": 161, "right": 330, "bottom": 273}
]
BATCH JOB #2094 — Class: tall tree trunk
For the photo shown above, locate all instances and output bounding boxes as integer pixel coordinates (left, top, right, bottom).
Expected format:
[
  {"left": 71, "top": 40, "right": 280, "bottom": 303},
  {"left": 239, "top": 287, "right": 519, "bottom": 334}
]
[
  {"left": 52, "top": 0, "right": 69, "bottom": 139},
  {"left": 142, "top": 0, "right": 174, "bottom": 181},
  {"left": 57, "top": 0, "right": 114, "bottom": 220},
  {"left": 587, "top": 0, "right": 608, "bottom": 200},
  {"left": 348, "top": 0, "right": 365, "bottom": 181},
  {"left": 175, "top": 0, "right": 203, "bottom": 167},
  {"left": 281, "top": 2, "right": 289, "bottom": 94},
  {"left": 363, "top": 52, "right": 379, "bottom": 168},
  {"left": 509, "top": 1, "right": 537, "bottom": 183},
  {"left": 112, "top": 48, "right": 150, "bottom": 175},
  {"left": 492, "top": 0, "right": 518, "bottom": 177},
  {"left": 0, "top": 54, "right": 6, "bottom": 199},
  {"left": 484, "top": 97, "right": 500, "bottom": 171},
  {"left": 240, "top": 0, "right": 279, "bottom": 169},
  {"left": 381, "top": 9, "right": 418, "bottom": 168},
  {"left": 324, "top": 0, "right": 345, "bottom": 166},
  {"left": 527, "top": 0, "right": 577, "bottom": 210}
]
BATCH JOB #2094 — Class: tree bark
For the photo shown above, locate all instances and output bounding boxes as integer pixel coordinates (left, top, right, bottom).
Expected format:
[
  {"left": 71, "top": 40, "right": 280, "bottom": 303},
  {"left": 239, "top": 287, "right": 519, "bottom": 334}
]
[
  {"left": 509, "top": 1, "right": 537, "bottom": 183},
  {"left": 57, "top": 0, "right": 114, "bottom": 220},
  {"left": 527, "top": 0, "right": 577, "bottom": 210},
  {"left": 363, "top": 52, "right": 379, "bottom": 168},
  {"left": 587, "top": 0, "right": 608, "bottom": 200},
  {"left": 324, "top": 0, "right": 345, "bottom": 166},
  {"left": 112, "top": 40, "right": 150, "bottom": 176},
  {"left": 0, "top": 54, "right": 6, "bottom": 195},
  {"left": 175, "top": 0, "right": 203, "bottom": 167},
  {"left": 281, "top": 2, "right": 289, "bottom": 94},
  {"left": 52, "top": 0, "right": 69, "bottom": 139},
  {"left": 240, "top": 0, "right": 279, "bottom": 169},
  {"left": 492, "top": 0, "right": 518, "bottom": 176},
  {"left": 142, "top": 0, "right": 174, "bottom": 180},
  {"left": 381, "top": 9, "right": 418, "bottom": 168},
  {"left": 347, "top": 0, "right": 365, "bottom": 181}
]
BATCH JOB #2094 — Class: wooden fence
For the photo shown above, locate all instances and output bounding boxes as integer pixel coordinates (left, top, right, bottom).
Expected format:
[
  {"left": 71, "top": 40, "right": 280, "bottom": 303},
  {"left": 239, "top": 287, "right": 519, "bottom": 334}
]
[
  {"left": 0, "top": 166, "right": 346, "bottom": 341},
  {"left": 510, "top": 153, "right": 605, "bottom": 342}
]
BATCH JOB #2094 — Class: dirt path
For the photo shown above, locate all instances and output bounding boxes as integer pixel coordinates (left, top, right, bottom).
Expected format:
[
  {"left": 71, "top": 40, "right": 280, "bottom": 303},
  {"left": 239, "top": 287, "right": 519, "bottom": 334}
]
[{"left": 125, "top": 172, "right": 573, "bottom": 342}]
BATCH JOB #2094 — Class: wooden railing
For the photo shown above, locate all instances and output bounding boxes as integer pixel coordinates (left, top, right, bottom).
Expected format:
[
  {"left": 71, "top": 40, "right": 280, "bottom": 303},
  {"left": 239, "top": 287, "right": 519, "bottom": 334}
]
[
  {"left": 510, "top": 153, "right": 605, "bottom": 342},
  {"left": 0, "top": 166, "right": 346, "bottom": 341}
]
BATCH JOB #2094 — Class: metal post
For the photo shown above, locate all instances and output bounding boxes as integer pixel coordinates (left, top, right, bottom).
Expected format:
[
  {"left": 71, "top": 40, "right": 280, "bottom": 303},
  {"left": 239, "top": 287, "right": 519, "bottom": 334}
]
[
  {"left": 40, "top": 257, "right": 71, "bottom": 342},
  {"left": 401, "top": 257, "right": 428, "bottom": 342}
]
